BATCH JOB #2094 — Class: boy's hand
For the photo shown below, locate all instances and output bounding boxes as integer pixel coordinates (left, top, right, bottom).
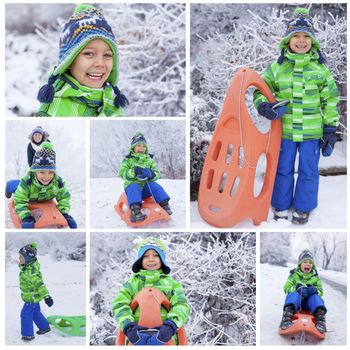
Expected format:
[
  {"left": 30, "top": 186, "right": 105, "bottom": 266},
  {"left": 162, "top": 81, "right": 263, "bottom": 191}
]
[
  {"left": 296, "top": 284, "right": 309, "bottom": 298},
  {"left": 257, "top": 101, "right": 287, "bottom": 120},
  {"left": 306, "top": 285, "right": 318, "bottom": 296},
  {"left": 123, "top": 322, "right": 148, "bottom": 345},
  {"left": 21, "top": 215, "right": 35, "bottom": 229},
  {"left": 141, "top": 168, "right": 156, "bottom": 179},
  {"left": 62, "top": 213, "right": 77, "bottom": 229},
  {"left": 134, "top": 167, "right": 147, "bottom": 181},
  {"left": 44, "top": 295, "right": 54, "bottom": 307},
  {"left": 147, "top": 320, "right": 178, "bottom": 345},
  {"left": 320, "top": 126, "right": 337, "bottom": 157}
]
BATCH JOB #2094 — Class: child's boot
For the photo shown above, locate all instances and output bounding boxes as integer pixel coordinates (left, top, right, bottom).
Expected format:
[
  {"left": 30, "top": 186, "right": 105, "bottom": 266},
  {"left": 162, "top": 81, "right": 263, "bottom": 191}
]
[
  {"left": 314, "top": 308, "right": 327, "bottom": 333},
  {"left": 292, "top": 210, "right": 310, "bottom": 225},
  {"left": 130, "top": 203, "right": 147, "bottom": 223},
  {"left": 273, "top": 208, "right": 288, "bottom": 221},
  {"left": 21, "top": 335, "right": 35, "bottom": 341},
  {"left": 37, "top": 327, "right": 51, "bottom": 335},
  {"left": 279, "top": 305, "right": 294, "bottom": 329},
  {"left": 159, "top": 200, "right": 172, "bottom": 215}
]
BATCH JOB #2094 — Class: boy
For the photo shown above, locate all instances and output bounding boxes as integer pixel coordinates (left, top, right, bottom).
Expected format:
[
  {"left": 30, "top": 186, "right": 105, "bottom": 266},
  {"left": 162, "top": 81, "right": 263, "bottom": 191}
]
[
  {"left": 119, "top": 132, "right": 172, "bottom": 223},
  {"left": 280, "top": 250, "right": 327, "bottom": 333},
  {"left": 254, "top": 8, "right": 339, "bottom": 224},
  {"left": 18, "top": 243, "right": 54, "bottom": 341},
  {"left": 112, "top": 238, "right": 189, "bottom": 345},
  {"left": 7, "top": 142, "right": 77, "bottom": 229},
  {"left": 36, "top": 4, "right": 128, "bottom": 117}
]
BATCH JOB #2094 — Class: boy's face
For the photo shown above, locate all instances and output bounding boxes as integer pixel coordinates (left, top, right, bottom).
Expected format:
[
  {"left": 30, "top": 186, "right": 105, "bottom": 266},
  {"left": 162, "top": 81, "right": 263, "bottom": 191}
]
[
  {"left": 19, "top": 255, "right": 25, "bottom": 265},
  {"left": 35, "top": 170, "right": 55, "bottom": 186},
  {"left": 300, "top": 259, "right": 313, "bottom": 273},
  {"left": 69, "top": 39, "right": 113, "bottom": 89},
  {"left": 134, "top": 144, "right": 146, "bottom": 154},
  {"left": 289, "top": 32, "right": 312, "bottom": 54},
  {"left": 33, "top": 133, "right": 43, "bottom": 143},
  {"left": 141, "top": 249, "right": 162, "bottom": 270}
]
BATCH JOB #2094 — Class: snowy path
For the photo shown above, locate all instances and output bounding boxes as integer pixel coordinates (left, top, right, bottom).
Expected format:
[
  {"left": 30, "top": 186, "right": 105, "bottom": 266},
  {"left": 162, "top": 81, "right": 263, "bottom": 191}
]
[
  {"left": 90, "top": 178, "right": 186, "bottom": 229},
  {"left": 5, "top": 256, "right": 86, "bottom": 345},
  {"left": 260, "top": 263, "right": 346, "bottom": 345}
]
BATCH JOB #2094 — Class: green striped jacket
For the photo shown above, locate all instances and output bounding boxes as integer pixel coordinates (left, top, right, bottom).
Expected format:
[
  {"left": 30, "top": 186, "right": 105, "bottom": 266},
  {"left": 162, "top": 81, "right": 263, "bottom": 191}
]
[
  {"left": 14, "top": 172, "right": 71, "bottom": 220},
  {"left": 254, "top": 49, "right": 339, "bottom": 142},
  {"left": 19, "top": 260, "right": 49, "bottom": 303}
]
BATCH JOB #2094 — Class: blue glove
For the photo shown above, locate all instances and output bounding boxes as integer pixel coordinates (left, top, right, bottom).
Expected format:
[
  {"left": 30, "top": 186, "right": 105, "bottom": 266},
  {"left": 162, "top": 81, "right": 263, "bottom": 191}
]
[
  {"left": 257, "top": 101, "right": 287, "bottom": 120},
  {"left": 296, "top": 284, "right": 309, "bottom": 298},
  {"left": 306, "top": 285, "right": 317, "bottom": 296},
  {"left": 134, "top": 166, "right": 148, "bottom": 181},
  {"left": 141, "top": 168, "right": 156, "bottom": 179},
  {"left": 147, "top": 320, "right": 178, "bottom": 345},
  {"left": 320, "top": 126, "right": 337, "bottom": 157},
  {"left": 44, "top": 296, "right": 54, "bottom": 307},
  {"left": 123, "top": 322, "right": 149, "bottom": 345},
  {"left": 63, "top": 213, "right": 77, "bottom": 229},
  {"left": 21, "top": 215, "right": 35, "bottom": 229}
]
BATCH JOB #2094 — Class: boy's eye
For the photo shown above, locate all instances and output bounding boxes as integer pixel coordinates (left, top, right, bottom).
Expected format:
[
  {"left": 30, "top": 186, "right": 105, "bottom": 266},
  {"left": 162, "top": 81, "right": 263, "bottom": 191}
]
[
  {"left": 83, "top": 51, "right": 94, "bottom": 57},
  {"left": 104, "top": 52, "right": 113, "bottom": 59}
]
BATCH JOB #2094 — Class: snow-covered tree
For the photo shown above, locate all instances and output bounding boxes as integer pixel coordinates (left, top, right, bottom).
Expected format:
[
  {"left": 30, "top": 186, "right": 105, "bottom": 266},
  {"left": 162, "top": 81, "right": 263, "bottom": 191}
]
[{"left": 260, "top": 232, "right": 291, "bottom": 266}]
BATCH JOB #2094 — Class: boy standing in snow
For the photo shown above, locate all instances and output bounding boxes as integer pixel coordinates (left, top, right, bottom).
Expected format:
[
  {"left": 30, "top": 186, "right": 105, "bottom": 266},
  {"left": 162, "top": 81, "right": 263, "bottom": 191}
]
[
  {"left": 27, "top": 126, "right": 50, "bottom": 167},
  {"left": 280, "top": 250, "right": 327, "bottom": 333},
  {"left": 18, "top": 243, "right": 54, "bottom": 341},
  {"left": 36, "top": 4, "right": 128, "bottom": 117},
  {"left": 119, "top": 133, "right": 172, "bottom": 223},
  {"left": 254, "top": 8, "right": 339, "bottom": 224},
  {"left": 112, "top": 238, "right": 189, "bottom": 345},
  {"left": 6, "top": 142, "right": 77, "bottom": 229}
]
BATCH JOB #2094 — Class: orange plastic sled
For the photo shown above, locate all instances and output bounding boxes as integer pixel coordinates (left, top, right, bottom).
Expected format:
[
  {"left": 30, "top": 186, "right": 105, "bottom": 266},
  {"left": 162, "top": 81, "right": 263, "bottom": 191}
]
[
  {"left": 198, "top": 68, "right": 282, "bottom": 228},
  {"left": 114, "top": 193, "right": 170, "bottom": 227},
  {"left": 9, "top": 199, "right": 68, "bottom": 229},
  {"left": 115, "top": 288, "right": 187, "bottom": 346},
  {"left": 279, "top": 311, "right": 325, "bottom": 340}
]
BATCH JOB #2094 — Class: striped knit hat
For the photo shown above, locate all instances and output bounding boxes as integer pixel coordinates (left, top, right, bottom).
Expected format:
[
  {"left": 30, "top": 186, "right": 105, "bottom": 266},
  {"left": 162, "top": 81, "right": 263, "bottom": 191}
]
[
  {"left": 298, "top": 249, "right": 315, "bottom": 266},
  {"left": 130, "top": 132, "right": 148, "bottom": 152},
  {"left": 31, "top": 142, "right": 56, "bottom": 171},
  {"left": 19, "top": 243, "right": 38, "bottom": 265}
]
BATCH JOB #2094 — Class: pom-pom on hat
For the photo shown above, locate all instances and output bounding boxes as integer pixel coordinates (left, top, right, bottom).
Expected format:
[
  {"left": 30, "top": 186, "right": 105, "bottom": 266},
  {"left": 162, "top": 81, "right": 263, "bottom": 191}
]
[
  {"left": 31, "top": 142, "right": 56, "bottom": 171},
  {"left": 298, "top": 249, "right": 315, "bottom": 266},
  {"left": 132, "top": 237, "right": 170, "bottom": 274},
  {"left": 130, "top": 132, "right": 148, "bottom": 152},
  {"left": 19, "top": 242, "right": 38, "bottom": 265}
]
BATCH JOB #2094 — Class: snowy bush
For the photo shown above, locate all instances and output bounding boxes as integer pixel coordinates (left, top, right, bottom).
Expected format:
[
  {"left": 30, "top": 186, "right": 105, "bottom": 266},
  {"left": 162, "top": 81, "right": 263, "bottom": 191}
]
[
  {"left": 260, "top": 232, "right": 290, "bottom": 266},
  {"left": 90, "top": 232, "right": 256, "bottom": 346},
  {"left": 5, "top": 3, "right": 185, "bottom": 117}
]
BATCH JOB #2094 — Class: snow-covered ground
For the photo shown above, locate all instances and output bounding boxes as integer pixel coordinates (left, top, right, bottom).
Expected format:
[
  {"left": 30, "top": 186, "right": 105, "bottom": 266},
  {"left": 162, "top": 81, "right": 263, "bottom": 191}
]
[
  {"left": 90, "top": 178, "right": 185, "bottom": 229},
  {"left": 190, "top": 174, "right": 346, "bottom": 229},
  {"left": 260, "top": 263, "right": 347, "bottom": 345},
  {"left": 5, "top": 255, "right": 86, "bottom": 345}
]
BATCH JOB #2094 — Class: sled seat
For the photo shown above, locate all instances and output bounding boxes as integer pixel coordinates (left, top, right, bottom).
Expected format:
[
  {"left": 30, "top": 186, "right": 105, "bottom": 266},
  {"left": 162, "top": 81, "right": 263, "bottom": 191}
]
[
  {"left": 116, "top": 288, "right": 187, "bottom": 346},
  {"left": 47, "top": 315, "right": 86, "bottom": 336},
  {"left": 8, "top": 199, "right": 68, "bottom": 229},
  {"left": 279, "top": 311, "right": 325, "bottom": 340},
  {"left": 114, "top": 193, "right": 170, "bottom": 227}
]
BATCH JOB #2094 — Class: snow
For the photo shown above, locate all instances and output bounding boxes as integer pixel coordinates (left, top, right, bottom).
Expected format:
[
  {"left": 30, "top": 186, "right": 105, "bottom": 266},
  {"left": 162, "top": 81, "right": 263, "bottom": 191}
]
[
  {"left": 260, "top": 263, "right": 347, "bottom": 345},
  {"left": 5, "top": 255, "right": 86, "bottom": 345},
  {"left": 90, "top": 178, "right": 185, "bottom": 229}
]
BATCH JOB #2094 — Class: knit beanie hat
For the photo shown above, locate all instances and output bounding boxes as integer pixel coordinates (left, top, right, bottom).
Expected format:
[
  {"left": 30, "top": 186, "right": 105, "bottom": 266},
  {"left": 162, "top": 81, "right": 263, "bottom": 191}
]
[
  {"left": 130, "top": 132, "right": 148, "bottom": 152},
  {"left": 31, "top": 126, "right": 44, "bottom": 138},
  {"left": 31, "top": 142, "right": 56, "bottom": 171},
  {"left": 298, "top": 249, "right": 315, "bottom": 266},
  {"left": 278, "top": 8, "right": 325, "bottom": 64},
  {"left": 132, "top": 237, "right": 171, "bottom": 274},
  {"left": 19, "top": 242, "right": 37, "bottom": 265},
  {"left": 37, "top": 4, "right": 128, "bottom": 109}
]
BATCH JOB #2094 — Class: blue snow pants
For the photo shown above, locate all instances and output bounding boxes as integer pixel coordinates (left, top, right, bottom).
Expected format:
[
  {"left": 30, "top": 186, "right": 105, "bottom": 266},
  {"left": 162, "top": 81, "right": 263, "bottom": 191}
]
[
  {"left": 125, "top": 182, "right": 170, "bottom": 207},
  {"left": 284, "top": 291, "right": 327, "bottom": 314},
  {"left": 21, "top": 302, "right": 50, "bottom": 337},
  {"left": 6, "top": 180, "right": 20, "bottom": 194},
  {"left": 271, "top": 139, "right": 320, "bottom": 212}
]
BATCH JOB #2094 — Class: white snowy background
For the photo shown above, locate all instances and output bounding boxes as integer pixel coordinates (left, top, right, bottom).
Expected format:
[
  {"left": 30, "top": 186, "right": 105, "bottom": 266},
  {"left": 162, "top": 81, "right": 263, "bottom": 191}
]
[
  {"left": 5, "top": 231, "right": 86, "bottom": 345},
  {"left": 5, "top": 3, "right": 185, "bottom": 117},
  {"left": 90, "top": 232, "right": 256, "bottom": 346},
  {"left": 260, "top": 231, "right": 347, "bottom": 345},
  {"left": 190, "top": 4, "right": 347, "bottom": 229},
  {"left": 90, "top": 120, "right": 185, "bottom": 229},
  {"left": 5, "top": 120, "right": 86, "bottom": 228}
]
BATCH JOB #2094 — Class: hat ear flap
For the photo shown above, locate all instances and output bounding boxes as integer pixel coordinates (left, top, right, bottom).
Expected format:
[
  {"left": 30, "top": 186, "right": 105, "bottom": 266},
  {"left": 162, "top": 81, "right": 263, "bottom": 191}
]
[
  {"left": 111, "top": 85, "right": 129, "bottom": 109},
  {"left": 317, "top": 49, "right": 326, "bottom": 64},
  {"left": 277, "top": 48, "right": 285, "bottom": 64},
  {"left": 37, "top": 74, "right": 59, "bottom": 103}
]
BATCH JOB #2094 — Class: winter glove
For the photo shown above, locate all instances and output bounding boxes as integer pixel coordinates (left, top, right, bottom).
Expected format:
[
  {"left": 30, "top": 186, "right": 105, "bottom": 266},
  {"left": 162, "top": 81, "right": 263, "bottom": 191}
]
[
  {"left": 123, "top": 322, "right": 149, "bottom": 345},
  {"left": 257, "top": 101, "right": 287, "bottom": 121},
  {"left": 21, "top": 215, "right": 36, "bottom": 229},
  {"left": 147, "top": 320, "right": 178, "bottom": 345},
  {"left": 306, "top": 285, "right": 318, "bottom": 296},
  {"left": 62, "top": 213, "right": 77, "bottom": 229},
  {"left": 320, "top": 125, "right": 337, "bottom": 157},
  {"left": 296, "top": 284, "right": 309, "bottom": 298},
  {"left": 134, "top": 166, "right": 148, "bottom": 181},
  {"left": 141, "top": 168, "right": 156, "bottom": 180},
  {"left": 44, "top": 296, "right": 54, "bottom": 307}
]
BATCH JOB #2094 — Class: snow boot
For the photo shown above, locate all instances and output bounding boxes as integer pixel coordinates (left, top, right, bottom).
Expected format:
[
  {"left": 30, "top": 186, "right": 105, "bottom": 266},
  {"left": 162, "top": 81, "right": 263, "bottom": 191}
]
[
  {"left": 21, "top": 335, "right": 35, "bottom": 341},
  {"left": 159, "top": 200, "right": 172, "bottom": 215},
  {"left": 5, "top": 187, "right": 11, "bottom": 199},
  {"left": 37, "top": 327, "right": 51, "bottom": 335},
  {"left": 273, "top": 208, "right": 288, "bottom": 221},
  {"left": 314, "top": 308, "right": 327, "bottom": 333},
  {"left": 130, "top": 203, "right": 147, "bottom": 223},
  {"left": 279, "top": 305, "right": 294, "bottom": 329},
  {"left": 292, "top": 210, "right": 310, "bottom": 225}
]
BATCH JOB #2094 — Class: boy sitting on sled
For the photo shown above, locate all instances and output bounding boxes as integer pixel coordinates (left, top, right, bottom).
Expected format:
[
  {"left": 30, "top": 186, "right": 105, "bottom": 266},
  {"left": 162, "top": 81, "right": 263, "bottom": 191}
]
[
  {"left": 280, "top": 249, "right": 327, "bottom": 333},
  {"left": 119, "top": 132, "right": 172, "bottom": 223},
  {"left": 112, "top": 238, "right": 189, "bottom": 345}
]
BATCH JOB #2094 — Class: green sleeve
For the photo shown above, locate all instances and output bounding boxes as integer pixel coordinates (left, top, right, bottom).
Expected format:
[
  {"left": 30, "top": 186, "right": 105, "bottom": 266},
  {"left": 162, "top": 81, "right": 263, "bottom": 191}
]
[
  {"left": 253, "top": 64, "right": 277, "bottom": 108},
  {"left": 149, "top": 159, "right": 161, "bottom": 181},
  {"left": 21, "top": 265, "right": 49, "bottom": 300},
  {"left": 56, "top": 178, "right": 71, "bottom": 214},
  {"left": 166, "top": 281, "right": 190, "bottom": 328},
  {"left": 13, "top": 178, "right": 32, "bottom": 220},
  {"left": 119, "top": 158, "right": 136, "bottom": 182},
  {"left": 283, "top": 274, "right": 297, "bottom": 294},
  {"left": 315, "top": 276, "right": 323, "bottom": 297}
]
